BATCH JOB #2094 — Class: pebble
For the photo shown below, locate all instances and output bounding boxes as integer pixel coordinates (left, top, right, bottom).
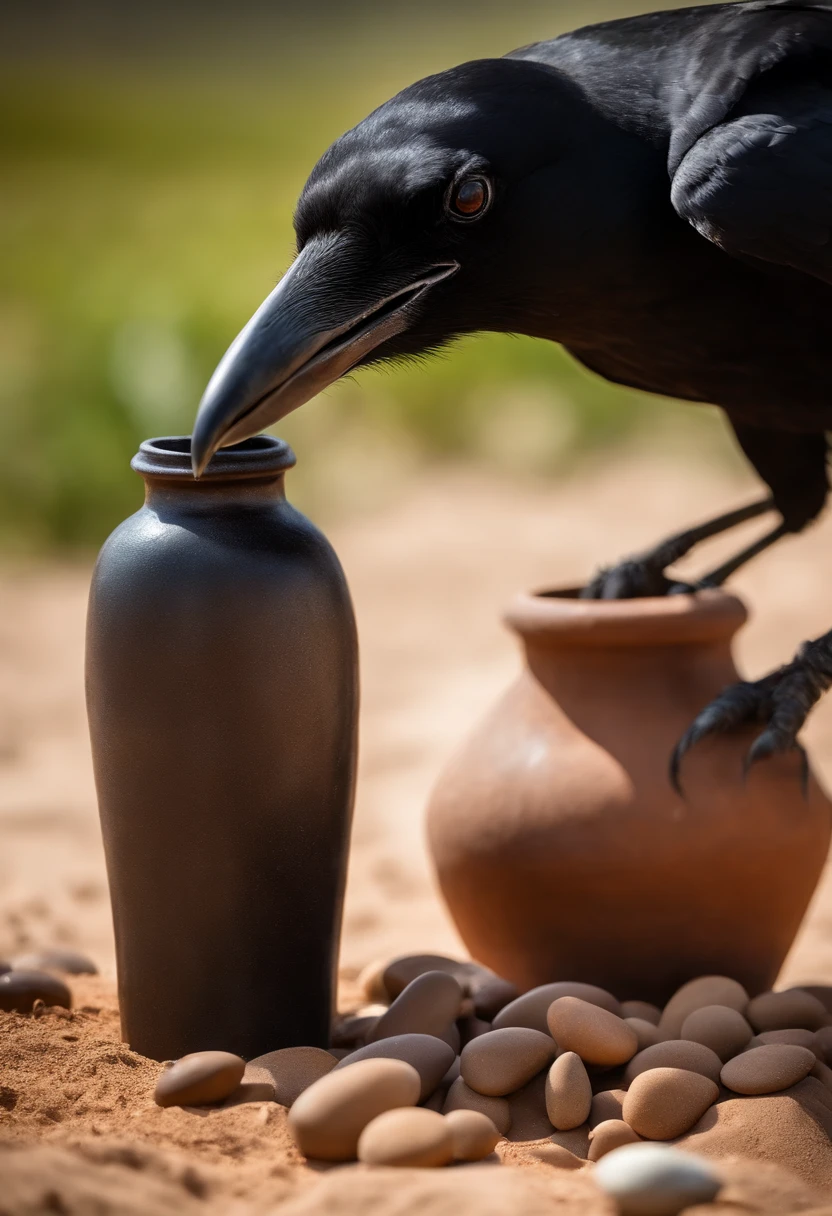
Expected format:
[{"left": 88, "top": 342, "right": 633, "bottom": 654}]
[
  {"left": 459, "top": 1015, "right": 492, "bottom": 1047},
  {"left": 595, "top": 1143, "right": 722, "bottom": 1215},
  {"left": 679, "top": 1005, "right": 752, "bottom": 1062},
  {"left": 544, "top": 1051, "right": 592, "bottom": 1130},
  {"left": 246, "top": 1046, "right": 337, "bottom": 1107},
  {"left": 381, "top": 954, "right": 469, "bottom": 1000},
  {"left": 288, "top": 1057, "right": 420, "bottom": 1160},
  {"left": 444, "top": 1108, "right": 502, "bottom": 1161},
  {"left": 154, "top": 1051, "right": 245, "bottom": 1108},
  {"left": 525, "top": 1142, "right": 584, "bottom": 1170},
  {"left": 334, "top": 1033, "right": 454, "bottom": 1102},
  {"left": 748, "top": 1028, "right": 822, "bottom": 1059},
  {"left": 746, "top": 989, "right": 828, "bottom": 1033},
  {"left": 494, "top": 982, "right": 620, "bottom": 1032},
  {"left": 547, "top": 997, "right": 638, "bottom": 1067},
  {"left": 442, "top": 1076, "right": 511, "bottom": 1134},
  {"left": 720, "top": 1043, "right": 816, "bottom": 1095},
  {"left": 357, "top": 958, "right": 389, "bottom": 1005},
  {"left": 658, "top": 976, "right": 748, "bottom": 1039},
  {"left": 623, "top": 1040, "right": 723, "bottom": 1087},
  {"left": 331, "top": 1014, "right": 378, "bottom": 1048},
  {"left": 508, "top": 1071, "right": 554, "bottom": 1141},
  {"left": 357, "top": 1106, "right": 454, "bottom": 1167},
  {"left": 588, "top": 1119, "right": 641, "bottom": 1162},
  {"left": 811, "top": 1059, "right": 832, "bottom": 1092},
  {"left": 625, "top": 1018, "right": 663, "bottom": 1051},
  {"left": 815, "top": 1025, "right": 832, "bottom": 1064},
  {"left": 460, "top": 1027, "right": 556, "bottom": 1097},
  {"left": 368, "top": 971, "right": 463, "bottom": 1043},
  {"left": 620, "top": 1001, "right": 662, "bottom": 1026},
  {"left": 469, "top": 972, "right": 519, "bottom": 1021},
  {"left": 622, "top": 1068, "right": 718, "bottom": 1140},
  {"left": 0, "top": 970, "right": 71, "bottom": 1013},
  {"left": 589, "top": 1088, "right": 626, "bottom": 1128},
  {"left": 11, "top": 949, "right": 97, "bottom": 976}
]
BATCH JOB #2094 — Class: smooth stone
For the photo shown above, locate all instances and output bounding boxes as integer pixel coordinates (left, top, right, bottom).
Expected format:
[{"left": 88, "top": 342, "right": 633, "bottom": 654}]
[
  {"left": 506, "top": 1070, "right": 553, "bottom": 1142},
  {"left": 444, "top": 1108, "right": 502, "bottom": 1160},
  {"left": 0, "top": 970, "right": 71, "bottom": 1013},
  {"left": 589, "top": 1088, "right": 626, "bottom": 1128},
  {"left": 720, "top": 1044, "right": 816, "bottom": 1095},
  {"left": 368, "top": 971, "right": 463, "bottom": 1043},
  {"left": 334, "top": 1033, "right": 454, "bottom": 1102},
  {"left": 460, "top": 1027, "right": 556, "bottom": 1097},
  {"left": 439, "top": 1020, "right": 461, "bottom": 1055},
  {"left": 547, "top": 997, "right": 638, "bottom": 1067},
  {"left": 331, "top": 1014, "right": 378, "bottom": 1048},
  {"left": 154, "top": 1051, "right": 245, "bottom": 1108},
  {"left": 623, "top": 1040, "right": 723, "bottom": 1087},
  {"left": 443, "top": 1076, "right": 511, "bottom": 1135},
  {"left": 545, "top": 1051, "right": 592, "bottom": 1130},
  {"left": 247, "top": 1046, "right": 337, "bottom": 1107},
  {"left": 524, "top": 1142, "right": 584, "bottom": 1170},
  {"left": 815, "top": 1025, "right": 832, "bottom": 1064},
  {"left": 241, "top": 1064, "right": 277, "bottom": 1100},
  {"left": 679, "top": 1005, "right": 752, "bottom": 1062},
  {"left": 658, "top": 977, "right": 749, "bottom": 1039},
  {"left": 289, "top": 1058, "right": 421, "bottom": 1161},
  {"left": 469, "top": 973, "right": 519, "bottom": 1021},
  {"left": 746, "top": 989, "right": 828, "bottom": 1033},
  {"left": 588, "top": 1118, "right": 641, "bottom": 1162},
  {"left": 625, "top": 1018, "right": 663, "bottom": 1051},
  {"left": 748, "top": 1029, "right": 823, "bottom": 1060},
  {"left": 221, "top": 1081, "right": 276, "bottom": 1106},
  {"left": 357, "top": 958, "right": 389, "bottom": 1005},
  {"left": 459, "top": 1015, "right": 492, "bottom": 1047},
  {"left": 11, "top": 949, "right": 97, "bottom": 976},
  {"left": 357, "top": 1106, "right": 454, "bottom": 1167},
  {"left": 380, "top": 954, "right": 517, "bottom": 1021},
  {"left": 595, "top": 1143, "right": 722, "bottom": 1215},
  {"left": 494, "top": 982, "right": 620, "bottom": 1033},
  {"left": 620, "top": 1001, "right": 662, "bottom": 1026},
  {"left": 623, "top": 1069, "right": 718, "bottom": 1140},
  {"left": 811, "top": 1059, "right": 832, "bottom": 1092}
]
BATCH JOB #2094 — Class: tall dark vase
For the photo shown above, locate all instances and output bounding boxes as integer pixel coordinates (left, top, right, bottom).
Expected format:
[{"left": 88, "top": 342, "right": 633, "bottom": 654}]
[{"left": 86, "top": 436, "right": 358, "bottom": 1062}]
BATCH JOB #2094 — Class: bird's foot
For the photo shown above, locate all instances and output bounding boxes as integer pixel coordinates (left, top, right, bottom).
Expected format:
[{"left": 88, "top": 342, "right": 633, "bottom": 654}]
[
  {"left": 670, "top": 632, "right": 832, "bottom": 792},
  {"left": 580, "top": 557, "right": 694, "bottom": 600}
]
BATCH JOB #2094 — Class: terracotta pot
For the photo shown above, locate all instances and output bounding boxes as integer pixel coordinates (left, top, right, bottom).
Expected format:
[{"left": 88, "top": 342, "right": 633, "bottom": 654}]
[{"left": 426, "top": 589, "right": 832, "bottom": 1004}]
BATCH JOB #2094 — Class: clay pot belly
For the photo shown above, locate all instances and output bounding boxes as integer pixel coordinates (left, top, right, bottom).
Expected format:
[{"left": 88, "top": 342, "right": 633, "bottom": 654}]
[{"left": 426, "top": 590, "right": 832, "bottom": 1005}]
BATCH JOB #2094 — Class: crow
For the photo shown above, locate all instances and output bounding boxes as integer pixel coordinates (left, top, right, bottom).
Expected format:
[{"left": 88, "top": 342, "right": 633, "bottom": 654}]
[{"left": 191, "top": 0, "right": 832, "bottom": 782}]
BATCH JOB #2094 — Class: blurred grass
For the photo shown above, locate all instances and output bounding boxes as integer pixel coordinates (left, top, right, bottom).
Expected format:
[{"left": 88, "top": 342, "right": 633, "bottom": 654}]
[{"left": 0, "top": 1, "right": 729, "bottom": 550}]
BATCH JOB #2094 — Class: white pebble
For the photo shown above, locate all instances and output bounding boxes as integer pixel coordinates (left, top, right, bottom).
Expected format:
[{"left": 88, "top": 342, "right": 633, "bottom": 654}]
[{"left": 594, "top": 1143, "right": 721, "bottom": 1215}]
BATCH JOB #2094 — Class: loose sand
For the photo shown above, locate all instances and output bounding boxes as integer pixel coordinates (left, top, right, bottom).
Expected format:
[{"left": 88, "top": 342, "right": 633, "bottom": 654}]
[{"left": 2, "top": 446, "right": 832, "bottom": 1212}]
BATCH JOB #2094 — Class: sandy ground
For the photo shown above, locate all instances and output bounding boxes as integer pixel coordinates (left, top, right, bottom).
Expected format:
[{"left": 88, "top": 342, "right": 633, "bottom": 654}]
[{"left": 2, "top": 445, "right": 832, "bottom": 1212}]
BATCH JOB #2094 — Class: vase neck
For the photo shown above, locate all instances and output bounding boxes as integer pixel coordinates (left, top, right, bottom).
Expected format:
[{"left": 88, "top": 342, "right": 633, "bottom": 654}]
[{"left": 131, "top": 435, "right": 295, "bottom": 511}]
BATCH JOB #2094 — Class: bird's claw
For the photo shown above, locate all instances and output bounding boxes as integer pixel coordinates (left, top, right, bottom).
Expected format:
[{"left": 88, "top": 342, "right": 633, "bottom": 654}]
[
  {"left": 581, "top": 557, "right": 695, "bottom": 600},
  {"left": 669, "top": 643, "right": 832, "bottom": 795}
]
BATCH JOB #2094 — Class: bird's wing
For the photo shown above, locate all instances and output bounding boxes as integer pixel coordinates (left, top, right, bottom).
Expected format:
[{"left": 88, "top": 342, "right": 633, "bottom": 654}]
[{"left": 671, "top": 82, "right": 832, "bottom": 286}]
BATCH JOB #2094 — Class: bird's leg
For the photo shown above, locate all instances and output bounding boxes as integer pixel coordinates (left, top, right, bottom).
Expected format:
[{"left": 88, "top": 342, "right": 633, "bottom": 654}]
[
  {"left": 580, "top": 497, "right": 775, "bottom": 599},
  {"left": 671, "top": 630, "right": 832, "bottom": 792}
]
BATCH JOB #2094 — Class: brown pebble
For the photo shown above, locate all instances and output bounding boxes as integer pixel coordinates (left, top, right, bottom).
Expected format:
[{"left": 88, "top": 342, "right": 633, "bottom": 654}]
[
  {"left": 746, "top": 989, "right": 828, "bottom": 1033},
  {"left": 620, "top": 1001, "right": 661, "bottom": 1026},
  {"left": 369, "top": 971, "right": 463, "bottom": 1043},
  {"left": 459, "top": 1015, "right": 492, "bottom": 1047},
  {"left": 469, "top": 972, "right": 519, "bottom": 1021},
  {"left": 720, "top": 1044, "right": 816, "bottom": 1095},
  {"left": 357, "top": 958, "right": 389, "bottom": 1005},
  {"left": 815, "top": 1025, "right": 832, "bottom": 1065},
  {"left": 679, "top": 1005, "right": 753, "bottom": 1062},
  {"left": 241, "top": 1064, "right": 277, "bottom": 1099},
  {"left": 443, "top": 1076, "right": 511, "bottom": 1134},
  {"left": 623, "top": 1039, "right": 722, "bottom": 1086},
  {"left": 221, "top": 1081, "right": 276, "bottom": 1106},
  {"left": 748, "top": 1029, "right": 823, "bottom": 1059},
  {"left": 624, "top": 1018, "right": 663, "bottom": 1051},
  {"left": 357, "top": 1106, "right": 454, "bottom": 1167},
  {"left": 589, "top": 1088, "right": 626, "bottom": 1128},
  {"left": 12, "top": 949, "right": 97, "bottom": 976},
  {"left": 547, "top": 997, "right": 637, "bottom": 1067},
  {"left": 444, "top": 1108, "right": 502, "bottom": 1160},
  {"left": 246, "top": 1046, "right": 337, "bottom": 1107},
  {"left": 439, "top": 1020, "right": 461, "bottom": 1055},
  {"left": 494, "top": 983, "right": 620, "bottom": 1033},
  {"left": 381, "top": 954, "right": 476, "bottom": 1001},
  {"left": 811, "top": 1059, "right": 832, "bottom": 1093},
  {"left": 587, "top": 1119, "right": 641, "bottom": 1161},
  {"left": 0, "top": 970, "right": 71, "bottom": 1013},
  {"left": 289, "top": 1057, "right": 420, "bottom": 1160},
  {"left": 545, "top": 1051, "right": 592, "bottom": 1130},
  {"left": 460, "top": 1027, "right": 556, "bottom": 1097},
  {"left": 506, "top": 1070, "right": 553, "bottom": 1142},
  {"left": 658, "top": 976, "right": 749, "bottom": 1039},
  {"left": 331, "top": 1015, "right": 378, "bottom": 1048},
  {"left": 154, "top": 1051, "right": 245, "bottom": 1108},
  {"left": 622, "top": 1067, "right": 718, "bottom": 1139},
  {"left": 334, "top": 1033, "right": 454, "bottom": 1102},
  {"left": 524, "top": 1142, "right": 584, "bottom": 1169}
]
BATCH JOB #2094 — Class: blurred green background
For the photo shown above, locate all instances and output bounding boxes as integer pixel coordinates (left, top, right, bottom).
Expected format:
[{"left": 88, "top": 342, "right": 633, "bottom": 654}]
[{"left": 1, "top": 0, "right": 730, "bottom": 550}]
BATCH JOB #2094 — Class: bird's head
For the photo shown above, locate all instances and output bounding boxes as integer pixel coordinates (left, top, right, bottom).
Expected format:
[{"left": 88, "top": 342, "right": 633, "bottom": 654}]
[{"left": 191, "top": 57, "right": 612, "bottom": 475}]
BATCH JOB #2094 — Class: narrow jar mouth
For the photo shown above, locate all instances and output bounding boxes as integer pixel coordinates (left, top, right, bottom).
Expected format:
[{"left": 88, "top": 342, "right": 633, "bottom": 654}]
[
  {"left": 504, "top": 587, "right": 748, "bottom": 648},
  {"left": 131, "top": 435, "right": 296, "bottom": 481}
]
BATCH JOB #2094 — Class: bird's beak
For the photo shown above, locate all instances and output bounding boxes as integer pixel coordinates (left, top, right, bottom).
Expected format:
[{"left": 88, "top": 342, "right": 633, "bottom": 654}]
[{"left": 190, "top": 236, "right": 459, "bottom": 477}]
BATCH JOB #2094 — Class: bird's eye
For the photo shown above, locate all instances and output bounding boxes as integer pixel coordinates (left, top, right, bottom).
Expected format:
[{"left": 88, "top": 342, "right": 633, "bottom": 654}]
[{"left": 447, "top": 175, "right": 492, "bottom": 221}]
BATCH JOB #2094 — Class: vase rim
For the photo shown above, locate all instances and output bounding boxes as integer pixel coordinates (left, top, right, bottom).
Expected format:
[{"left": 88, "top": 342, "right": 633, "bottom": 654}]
[
  {"left": 131, "top": 435, "right": 296, "bottom": 481},
  {"left": 504, "top": 587, "right": 748, "bottom": 647}
]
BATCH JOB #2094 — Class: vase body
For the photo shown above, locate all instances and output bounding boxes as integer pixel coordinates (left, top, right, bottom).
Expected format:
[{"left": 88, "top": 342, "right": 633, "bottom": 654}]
[
  {"left": 427, "top": 590, "right": 832, "bottom": 1005},
  {"left": 86, "top": 436, "right": 358, "bottom": 1061}
]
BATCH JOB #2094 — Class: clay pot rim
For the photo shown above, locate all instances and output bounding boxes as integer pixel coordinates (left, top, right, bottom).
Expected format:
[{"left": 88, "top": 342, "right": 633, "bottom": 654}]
[
  {"left": 132, "top": 435, "right": 297, "bottom": 482},
  {"left": 504, "top": 587, "right": 748, "bottom": 648}
]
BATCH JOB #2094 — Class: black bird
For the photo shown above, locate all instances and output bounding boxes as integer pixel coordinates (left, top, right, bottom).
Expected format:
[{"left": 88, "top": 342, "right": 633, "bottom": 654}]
[{"left": 192, "top": 0, "right": 832, "bottom": 781}]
